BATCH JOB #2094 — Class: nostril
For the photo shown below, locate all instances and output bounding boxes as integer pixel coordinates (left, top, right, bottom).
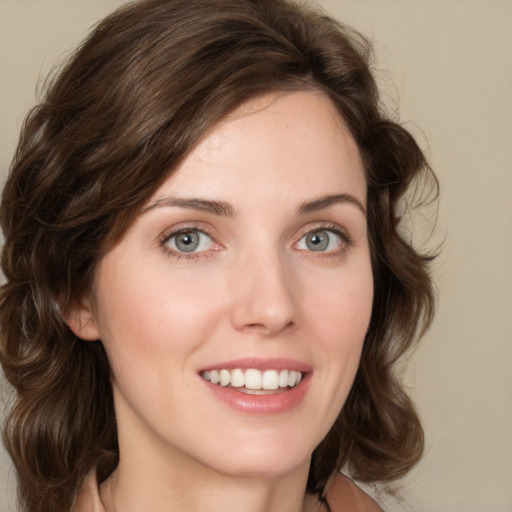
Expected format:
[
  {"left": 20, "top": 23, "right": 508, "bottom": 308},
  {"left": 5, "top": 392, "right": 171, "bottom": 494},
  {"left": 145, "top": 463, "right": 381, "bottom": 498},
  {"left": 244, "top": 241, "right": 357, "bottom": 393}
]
[{"left": 241, "top": 320, "right": 296, "bottom": 335}]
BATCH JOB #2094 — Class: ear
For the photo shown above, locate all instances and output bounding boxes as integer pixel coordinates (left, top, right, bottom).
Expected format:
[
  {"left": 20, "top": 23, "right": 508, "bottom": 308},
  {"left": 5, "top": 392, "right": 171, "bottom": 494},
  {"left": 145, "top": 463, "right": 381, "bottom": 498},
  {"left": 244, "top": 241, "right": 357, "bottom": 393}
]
[{"left": 62, "top": 297, "right": 101, "bottom": 341}]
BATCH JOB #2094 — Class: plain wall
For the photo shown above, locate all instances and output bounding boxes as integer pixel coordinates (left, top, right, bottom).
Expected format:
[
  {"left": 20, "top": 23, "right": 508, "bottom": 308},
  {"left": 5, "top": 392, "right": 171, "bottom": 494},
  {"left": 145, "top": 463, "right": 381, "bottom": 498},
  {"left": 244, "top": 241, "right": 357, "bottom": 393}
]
[{"left": 1, "top": 1, "right": 511, "bottom": 511}]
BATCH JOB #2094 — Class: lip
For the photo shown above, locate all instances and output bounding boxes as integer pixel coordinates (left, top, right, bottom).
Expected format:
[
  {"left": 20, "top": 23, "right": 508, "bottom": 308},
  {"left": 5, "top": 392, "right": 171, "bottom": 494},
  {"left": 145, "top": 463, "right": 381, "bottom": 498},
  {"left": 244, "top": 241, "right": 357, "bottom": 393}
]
[
  {"left": 198, "top": 358, "right": 312, "bottom": 415},
  {"left": 198, "top": 357, "right": 313, "bottom": 373}
]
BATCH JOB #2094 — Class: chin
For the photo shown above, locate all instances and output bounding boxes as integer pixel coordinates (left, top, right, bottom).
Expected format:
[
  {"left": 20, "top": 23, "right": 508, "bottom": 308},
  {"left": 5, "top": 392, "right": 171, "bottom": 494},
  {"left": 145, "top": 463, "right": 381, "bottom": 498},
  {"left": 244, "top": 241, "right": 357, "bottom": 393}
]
[
  {"left": 213, "top": 454, "right": 309, "bottom": 480},
  {"left": 197, "top": 431, "right": 316, "bottom": 479}
]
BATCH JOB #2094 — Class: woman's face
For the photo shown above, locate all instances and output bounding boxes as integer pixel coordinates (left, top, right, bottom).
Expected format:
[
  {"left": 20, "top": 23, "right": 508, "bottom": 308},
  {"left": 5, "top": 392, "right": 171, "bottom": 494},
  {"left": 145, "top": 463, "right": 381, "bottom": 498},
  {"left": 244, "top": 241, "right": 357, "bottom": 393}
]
[{"left": 76, "top": 91, "right": 373, "bottom": 479}]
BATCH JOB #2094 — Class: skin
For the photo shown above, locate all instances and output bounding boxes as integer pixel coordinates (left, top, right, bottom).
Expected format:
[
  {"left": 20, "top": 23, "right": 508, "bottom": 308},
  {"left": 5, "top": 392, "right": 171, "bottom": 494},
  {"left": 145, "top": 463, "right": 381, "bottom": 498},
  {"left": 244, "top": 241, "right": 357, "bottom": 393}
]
[{"left": 69, "top": 90, "right": 373, "bottom": 512}]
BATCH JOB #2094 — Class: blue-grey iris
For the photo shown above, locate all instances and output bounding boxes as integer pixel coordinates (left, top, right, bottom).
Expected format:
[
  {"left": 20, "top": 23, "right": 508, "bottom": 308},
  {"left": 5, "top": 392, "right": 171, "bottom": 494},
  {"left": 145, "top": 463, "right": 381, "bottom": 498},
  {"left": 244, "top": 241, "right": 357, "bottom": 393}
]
[
  {"left": 175, "top": 231, "right": 200, "bottom": 252},
  {"left": 305, "top": 230, "right": 330, "bottom": 251}
]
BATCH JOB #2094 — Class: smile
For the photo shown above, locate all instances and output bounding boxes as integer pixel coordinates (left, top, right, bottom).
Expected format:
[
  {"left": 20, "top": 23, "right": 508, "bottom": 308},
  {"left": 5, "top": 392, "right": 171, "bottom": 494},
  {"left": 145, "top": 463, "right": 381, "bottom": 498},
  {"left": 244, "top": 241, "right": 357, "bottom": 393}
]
[{"left": 201, "top": 368, "right": 303, "bottom": 394}]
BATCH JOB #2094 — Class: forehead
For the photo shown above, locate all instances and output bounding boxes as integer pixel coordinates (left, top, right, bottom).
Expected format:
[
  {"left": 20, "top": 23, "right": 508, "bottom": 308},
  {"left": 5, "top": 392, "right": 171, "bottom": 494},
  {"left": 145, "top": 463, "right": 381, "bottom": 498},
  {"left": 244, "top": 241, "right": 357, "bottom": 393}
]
[{"left": 151, "top": 90, "right": 366, "bottom": 206}]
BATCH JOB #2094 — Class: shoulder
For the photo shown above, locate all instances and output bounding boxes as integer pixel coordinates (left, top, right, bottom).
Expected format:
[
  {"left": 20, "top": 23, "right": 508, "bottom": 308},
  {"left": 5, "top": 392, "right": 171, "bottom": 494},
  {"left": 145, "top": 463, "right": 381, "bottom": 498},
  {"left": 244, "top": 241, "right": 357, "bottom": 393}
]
[{"left": 325, "top": 473, "right": 384, "bottom": 512}]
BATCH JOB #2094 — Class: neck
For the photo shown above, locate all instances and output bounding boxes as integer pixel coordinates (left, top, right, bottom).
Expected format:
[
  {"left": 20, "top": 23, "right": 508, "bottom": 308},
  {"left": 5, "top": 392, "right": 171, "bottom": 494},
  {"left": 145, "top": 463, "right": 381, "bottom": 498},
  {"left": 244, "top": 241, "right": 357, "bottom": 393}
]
[
  {"left": 100, "top": 455, "right": 321, "bottom": 512},
  {"left": 101, "top": 388, "right": 326, "bottom": 512}
]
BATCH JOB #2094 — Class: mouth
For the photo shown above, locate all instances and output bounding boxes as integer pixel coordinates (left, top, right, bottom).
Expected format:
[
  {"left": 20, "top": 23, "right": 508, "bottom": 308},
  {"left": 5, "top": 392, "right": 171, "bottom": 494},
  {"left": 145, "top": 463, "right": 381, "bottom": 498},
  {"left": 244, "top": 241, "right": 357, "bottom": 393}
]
[
  {"left": 200, "top": 368, "right": 303, "bottom": 395},
  {"left": 198, "top": 358, "right": 311, "bottom": 414}
]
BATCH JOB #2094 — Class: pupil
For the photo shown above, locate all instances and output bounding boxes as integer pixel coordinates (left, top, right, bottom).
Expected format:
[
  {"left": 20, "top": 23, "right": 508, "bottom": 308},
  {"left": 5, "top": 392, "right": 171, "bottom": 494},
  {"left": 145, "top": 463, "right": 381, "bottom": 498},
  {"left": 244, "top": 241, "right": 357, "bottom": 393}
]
[
  {"left": 306, "top": 230, "right": 329, "bottom": 251},
  {"left": 176, "top": 232, "right": 199, "bottom": 252}
]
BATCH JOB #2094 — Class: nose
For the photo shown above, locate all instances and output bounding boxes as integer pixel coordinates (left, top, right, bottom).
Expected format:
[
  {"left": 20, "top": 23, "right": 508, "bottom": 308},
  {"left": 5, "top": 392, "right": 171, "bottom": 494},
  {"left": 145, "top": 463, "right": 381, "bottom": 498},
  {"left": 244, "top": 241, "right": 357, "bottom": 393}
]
[{"left": 229, "top": 249, "right": 298, "bottom": 336}]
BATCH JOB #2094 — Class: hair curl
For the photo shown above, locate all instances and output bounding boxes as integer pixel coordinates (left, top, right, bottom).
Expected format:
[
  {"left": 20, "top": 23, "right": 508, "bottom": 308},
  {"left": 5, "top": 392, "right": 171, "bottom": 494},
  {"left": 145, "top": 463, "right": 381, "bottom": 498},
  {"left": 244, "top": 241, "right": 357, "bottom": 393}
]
[{"left": 0, "top": 0, "right": 437, "bottom": 510}]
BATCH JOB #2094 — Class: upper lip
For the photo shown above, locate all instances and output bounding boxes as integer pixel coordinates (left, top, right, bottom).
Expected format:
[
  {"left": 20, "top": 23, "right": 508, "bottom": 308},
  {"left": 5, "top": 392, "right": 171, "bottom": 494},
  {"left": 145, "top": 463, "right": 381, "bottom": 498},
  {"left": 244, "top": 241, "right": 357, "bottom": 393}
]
[{"left": 198, "top": 357, "right": 312, "bottom": 373}]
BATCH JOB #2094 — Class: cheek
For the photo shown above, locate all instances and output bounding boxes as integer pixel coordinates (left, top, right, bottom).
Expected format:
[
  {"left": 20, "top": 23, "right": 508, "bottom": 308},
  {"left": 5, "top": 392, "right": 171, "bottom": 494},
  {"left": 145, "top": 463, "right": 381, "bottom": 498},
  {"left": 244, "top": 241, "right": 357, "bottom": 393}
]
[
  {"left": 305, "top": 259, "right": 373, "bottom": 394},
  {"left": 287, "top": 260, "right": 373, "bottom": 450},
  {"left": 307, "top": 259, "right": 373, "bottom": 342},
  {"left": 93, "top": 258, "right": 225, "bottom": 371}
]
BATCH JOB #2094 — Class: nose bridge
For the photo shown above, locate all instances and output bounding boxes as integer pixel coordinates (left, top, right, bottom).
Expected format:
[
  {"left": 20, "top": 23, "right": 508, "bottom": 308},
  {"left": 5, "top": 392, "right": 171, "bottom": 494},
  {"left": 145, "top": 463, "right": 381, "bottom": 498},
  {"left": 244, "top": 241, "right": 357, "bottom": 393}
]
[{"left": 229, "top": 240, "right": 298, "bottom": 335}]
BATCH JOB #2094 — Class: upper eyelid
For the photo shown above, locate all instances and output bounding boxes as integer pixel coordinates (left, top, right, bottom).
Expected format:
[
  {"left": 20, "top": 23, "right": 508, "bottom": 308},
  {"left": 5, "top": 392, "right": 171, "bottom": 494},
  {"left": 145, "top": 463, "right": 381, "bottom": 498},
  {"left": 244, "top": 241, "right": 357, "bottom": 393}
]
[
  {"left": 168, "top": 230, "right": 213, "bottom": 249},
  {"left": 295, "top": 222, "right": 350, "bottom": 240},
  {"left": 159, "top": 222, "right": 350, "bottom": 240},
  {"left": 158, "top": 220, "right": 353, "bottom": 249},
  {"left": 293, "top": 224, "right": 353, "bottom": 253},
  {"left": 160, "top": 222, "right": 216, "bottom": 241},
  {"left": 159, "top": 226, "right": 220, "bottom": 259}
]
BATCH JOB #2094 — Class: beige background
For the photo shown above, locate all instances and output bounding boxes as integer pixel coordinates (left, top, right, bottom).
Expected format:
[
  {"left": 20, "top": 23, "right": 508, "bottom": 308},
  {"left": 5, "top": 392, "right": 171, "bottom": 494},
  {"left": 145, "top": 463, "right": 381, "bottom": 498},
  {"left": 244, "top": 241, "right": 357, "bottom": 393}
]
[{"left": 1, "top": 1, "right": 511, "bottom": 511}]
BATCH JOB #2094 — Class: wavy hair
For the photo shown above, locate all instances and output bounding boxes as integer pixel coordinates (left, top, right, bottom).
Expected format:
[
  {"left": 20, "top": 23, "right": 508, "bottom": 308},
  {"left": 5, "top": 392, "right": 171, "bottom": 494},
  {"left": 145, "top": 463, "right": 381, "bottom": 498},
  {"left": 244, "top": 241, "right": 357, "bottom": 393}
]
[{"left": 0, "top": 0, "right": 437, "bottom": 510}]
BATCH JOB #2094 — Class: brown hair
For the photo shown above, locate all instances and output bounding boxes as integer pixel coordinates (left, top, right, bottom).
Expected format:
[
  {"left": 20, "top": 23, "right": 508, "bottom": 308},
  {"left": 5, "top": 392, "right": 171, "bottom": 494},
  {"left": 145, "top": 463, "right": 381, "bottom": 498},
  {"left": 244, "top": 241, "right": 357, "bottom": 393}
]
[{"left": 0, "top": 0, "right": 437, "bottom": 510}]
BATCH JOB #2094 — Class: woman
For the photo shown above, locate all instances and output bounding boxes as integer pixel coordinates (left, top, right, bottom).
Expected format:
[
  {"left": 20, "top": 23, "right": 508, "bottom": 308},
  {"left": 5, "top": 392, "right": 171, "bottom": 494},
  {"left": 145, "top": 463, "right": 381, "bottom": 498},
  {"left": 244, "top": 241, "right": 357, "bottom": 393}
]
[{"left": 0, "top": 0, "right": 437, "bottom": 511}]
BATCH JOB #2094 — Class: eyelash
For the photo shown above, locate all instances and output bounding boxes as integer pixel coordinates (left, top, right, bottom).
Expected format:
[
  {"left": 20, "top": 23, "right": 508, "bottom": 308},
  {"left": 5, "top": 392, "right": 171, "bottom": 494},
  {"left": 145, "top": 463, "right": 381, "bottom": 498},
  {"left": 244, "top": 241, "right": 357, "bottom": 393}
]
[
  {"left": 295, "top": 223, "right": 353, "bottom": 258},
  {"left": 159, "top": 222, "right": 352, "bottom": 260},
  {"left": 159, "top": 224, "right": 219, "bottom": 260}
]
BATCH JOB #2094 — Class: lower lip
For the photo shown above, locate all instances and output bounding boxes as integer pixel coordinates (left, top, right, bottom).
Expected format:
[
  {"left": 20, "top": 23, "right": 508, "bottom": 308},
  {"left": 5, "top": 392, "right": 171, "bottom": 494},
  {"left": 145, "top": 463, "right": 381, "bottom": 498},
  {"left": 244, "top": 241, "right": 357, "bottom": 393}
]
[{"left": 202, "top": 375, "right": 311, "bottom": 415}]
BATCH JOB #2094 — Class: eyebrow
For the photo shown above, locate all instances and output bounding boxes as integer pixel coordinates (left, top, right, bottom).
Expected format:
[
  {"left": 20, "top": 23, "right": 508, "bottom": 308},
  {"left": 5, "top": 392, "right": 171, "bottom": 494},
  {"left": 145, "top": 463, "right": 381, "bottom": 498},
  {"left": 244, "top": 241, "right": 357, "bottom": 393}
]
[
  {"left": 142, "top": 196, "right": 236, "bottom": 217},
  {"left": 143, "top": 193, "right": 366, "bottom": 218},
  {"left": 297, "top": 193, "right": 366, "bottom": 216}
]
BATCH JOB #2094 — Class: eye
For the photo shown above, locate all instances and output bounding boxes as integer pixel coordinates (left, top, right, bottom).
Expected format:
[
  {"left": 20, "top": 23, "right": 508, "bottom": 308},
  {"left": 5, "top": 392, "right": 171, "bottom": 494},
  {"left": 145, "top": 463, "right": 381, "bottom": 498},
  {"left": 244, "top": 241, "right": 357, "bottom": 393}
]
[
  {"left": 164, "top": 229, "right": 214, "bottom": 254},
  {"left": 296, "top": 229, "right": 344, "bottom": 252}
]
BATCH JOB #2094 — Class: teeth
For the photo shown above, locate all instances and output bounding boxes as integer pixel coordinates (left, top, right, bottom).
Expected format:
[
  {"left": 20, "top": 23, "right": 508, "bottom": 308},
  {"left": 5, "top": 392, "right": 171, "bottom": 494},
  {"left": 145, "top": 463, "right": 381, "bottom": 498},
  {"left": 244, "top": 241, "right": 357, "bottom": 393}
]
[
  {"left": 219, "top": 369, "right": 230, "bottom": 387},
  {"left": 231, "top": 368, "right": 245, "bottom": 388},
  {"left": 245, "top": 369, "right": 262, "bottom": 390},
  {"left": 262, "top": 370, "right": 279, "bottom": 390},
  {"left": 278, "top": 369, "right": 289, "bottom": 388},
  {"left": 201, "top": 368, "right": 303, "bottom": 390}
]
